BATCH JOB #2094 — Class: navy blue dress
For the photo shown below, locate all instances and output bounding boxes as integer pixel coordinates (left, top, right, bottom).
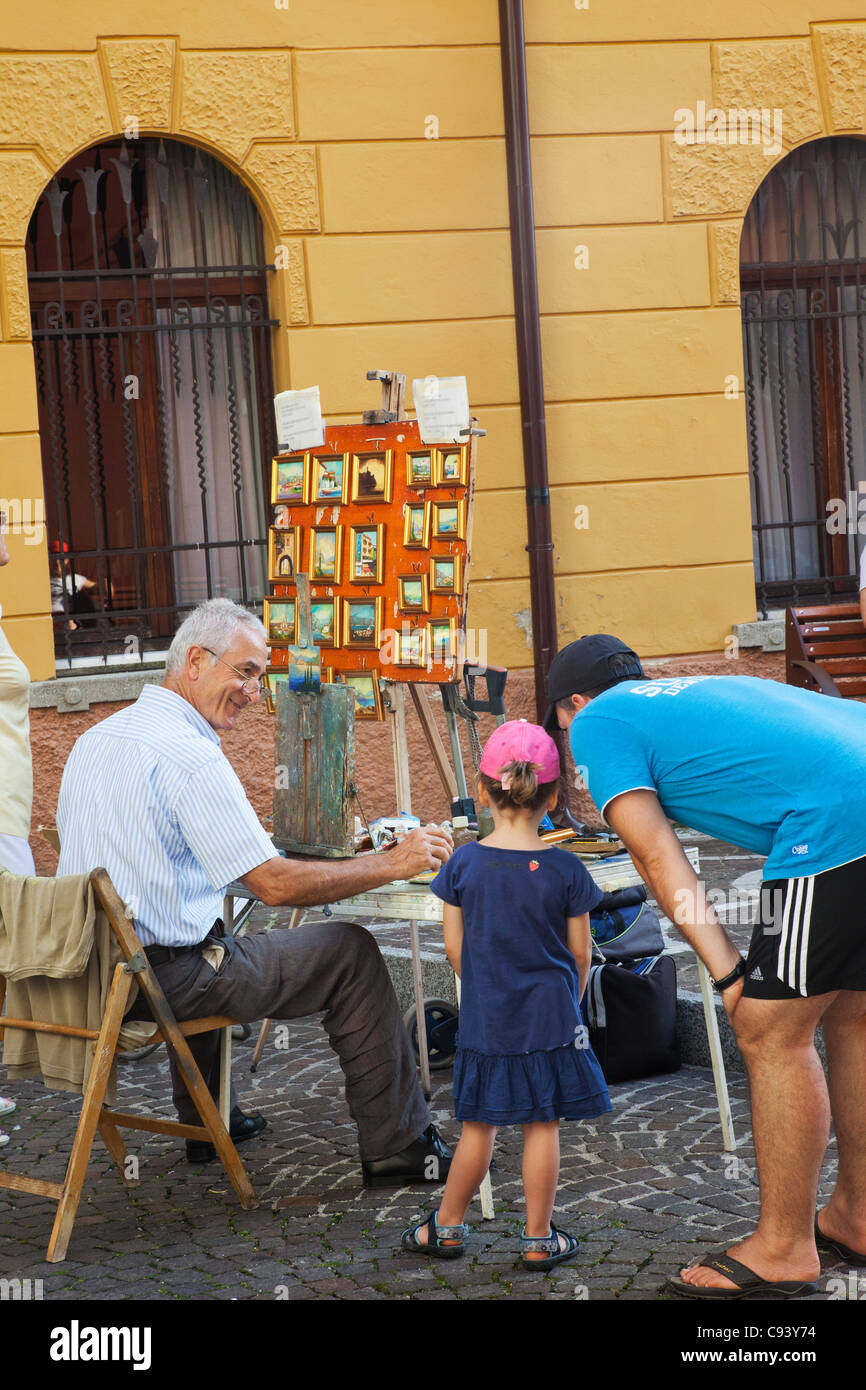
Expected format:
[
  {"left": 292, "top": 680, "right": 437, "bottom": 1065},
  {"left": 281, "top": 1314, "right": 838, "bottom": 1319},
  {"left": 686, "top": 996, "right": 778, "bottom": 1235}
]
[{"left": 430, "top": 843, "right": 612, "bottom": 1125}]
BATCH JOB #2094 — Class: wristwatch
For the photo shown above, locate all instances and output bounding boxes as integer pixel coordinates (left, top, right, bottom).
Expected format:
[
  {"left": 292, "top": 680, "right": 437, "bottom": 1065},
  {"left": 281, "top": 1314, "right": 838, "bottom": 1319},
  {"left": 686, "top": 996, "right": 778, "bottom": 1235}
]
[{"left": 711, "top": 957, "right": 747, "bottom": 993}]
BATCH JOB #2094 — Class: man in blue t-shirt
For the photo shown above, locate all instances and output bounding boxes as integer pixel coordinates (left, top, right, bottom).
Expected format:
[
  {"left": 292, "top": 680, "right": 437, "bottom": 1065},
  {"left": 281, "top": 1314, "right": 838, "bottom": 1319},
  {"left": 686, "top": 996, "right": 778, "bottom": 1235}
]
[{"left": 544, "top": 634, "right": 866, "bottom": 1300}]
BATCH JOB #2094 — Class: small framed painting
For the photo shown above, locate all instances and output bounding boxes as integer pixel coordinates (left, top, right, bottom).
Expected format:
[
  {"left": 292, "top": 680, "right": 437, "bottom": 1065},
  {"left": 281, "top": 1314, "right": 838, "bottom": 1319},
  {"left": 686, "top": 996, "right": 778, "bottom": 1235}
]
[
  {"left": 350, "top": 450, "right": 393, "bottom": 504},
  {"left": 397, "top": 574, "right": 430, "bottom": 613},
  {"left": 406, "top": 450, "right": 434, "bottom": 488},
  {"left": 427, "top": 617, "right": 457, "bottom": 664},
  {"left": 432, "top": 500, "right": 465, "bottom": 541},
  {"left": 265, "top": 667, "right": 292, "bottom": 714},
  {"left": 273, "top": 503, "right": 294, "bottom": 529},
  {"left": 395, "top": 627, "right": 427, "bottom": 668},
  {"left": 403, "top": 501, "right": 431, "bottom": 550},
  {"left": 263, "top": 598, "right": 296, "bottom": 646},
  {"left": 308, "top": 526, "right": 343, "bottom": 584},
  {"left": 310, "top": 599, "right": 340, "bottom": 648},
  {"left": 271, "top": 454, "right": 308, "bottom": 505},
  {"left": 343, "top": 597, "right": 382, "bottom": 650},
  {"left": 430, "top": 554, "right": 462, "bottom": 595},
  {"left": 331, "top": 668, "right": 383, "bottom": 721},
  {"left": 349, "top": 524, "right": 384, "bottom": 584},
  {"left": 434, "top": 447, "right": 468, "bottom": 487},
  {"left": 268, "top": 526, "right": 302, "bottom": 582},
  {"left": 310, "top": 453, "right": 349, "bottom": 505}
]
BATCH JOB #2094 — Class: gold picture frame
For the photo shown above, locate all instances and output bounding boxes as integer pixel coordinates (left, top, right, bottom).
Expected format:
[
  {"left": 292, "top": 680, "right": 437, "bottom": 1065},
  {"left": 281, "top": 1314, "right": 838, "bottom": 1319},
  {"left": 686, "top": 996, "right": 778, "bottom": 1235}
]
[
  {"left": 430, "top": 553, "right": 462, "bottom": 595},
  {"left": 431, "top": 499, "right": 466, "bottom": 541},
  {"left": 427, "top": 616, "right": 457, "bottom": 664},
  {"left": 271, "top": 454, "right": 308, "bottom": 505},
  {"left": 310, "top": 598, "right": 340, "bottom": 648},
  {"left": 349, "top": 524, "right": 385, "bottom": 584},
  {"left": 264, "top": 667, "right": 292, "bottom": 715},
  {"left": 330, "top": 668, "right": 384, "bottom": 721},
  {"left": 268, "top": 526, "right": 302, "bottom": 582},
  {"left": 308, "top": 525, "right": 343, "bottom": 585},
  {"left": 433, "top": 446, "right": 468, "bottom": 487},
  {"left": 406, "top": 450, "right": 434, "bottom": 488},
  {"left": 343, "top": 597, "right": 383, "bottom": 650},
  {"left": 403, "top": 501, "right": 431, "bottom": 550},
  {"left": 350, "top": 450, "right": 393, "bottom": 504},
  {"left": 398, "top": 574, "right": 430, "bottom": 613},
  {"left": 263, "top": 597, "right": 296, "bottom": 646},
  {"left": 310, "top": 452, "right": 349, "bottom": 505},
  {"left": 395, "top": 626, "right": 427, "bottom": 668}
]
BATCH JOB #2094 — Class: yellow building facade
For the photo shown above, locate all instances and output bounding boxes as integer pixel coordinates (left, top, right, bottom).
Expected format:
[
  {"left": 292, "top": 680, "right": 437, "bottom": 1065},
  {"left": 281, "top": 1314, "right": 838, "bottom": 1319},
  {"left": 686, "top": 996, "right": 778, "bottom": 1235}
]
[{"left": 3, "top": 2, "right": 866, "bottom": 679}]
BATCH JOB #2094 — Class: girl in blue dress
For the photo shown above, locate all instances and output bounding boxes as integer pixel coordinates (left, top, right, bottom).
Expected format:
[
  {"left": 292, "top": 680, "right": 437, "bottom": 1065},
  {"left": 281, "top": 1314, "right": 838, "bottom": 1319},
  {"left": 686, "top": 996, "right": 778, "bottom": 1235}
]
[{"left": 402, "top": 719, "right": 610, "bottom": 1270}]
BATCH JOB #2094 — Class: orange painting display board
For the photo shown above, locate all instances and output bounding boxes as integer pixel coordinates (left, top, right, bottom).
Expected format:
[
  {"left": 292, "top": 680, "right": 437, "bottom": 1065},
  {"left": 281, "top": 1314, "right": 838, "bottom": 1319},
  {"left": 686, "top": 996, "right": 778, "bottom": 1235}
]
[{"left": 265, "top": 420, "right": 476, "bottom": 698}]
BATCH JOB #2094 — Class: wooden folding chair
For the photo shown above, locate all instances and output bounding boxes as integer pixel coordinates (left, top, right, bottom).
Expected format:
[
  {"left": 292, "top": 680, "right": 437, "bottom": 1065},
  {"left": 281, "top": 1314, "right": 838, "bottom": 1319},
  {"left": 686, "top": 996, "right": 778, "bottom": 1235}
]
[{"left": 0, "top": 868, "right": 257, "bottom": 1262}]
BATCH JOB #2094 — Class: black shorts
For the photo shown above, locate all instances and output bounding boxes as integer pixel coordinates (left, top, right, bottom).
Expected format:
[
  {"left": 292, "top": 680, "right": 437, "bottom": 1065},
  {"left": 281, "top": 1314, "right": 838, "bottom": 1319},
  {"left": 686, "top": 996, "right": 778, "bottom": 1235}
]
[{"left": 742, "top": 856, "right": 866, "bottom": 1000}]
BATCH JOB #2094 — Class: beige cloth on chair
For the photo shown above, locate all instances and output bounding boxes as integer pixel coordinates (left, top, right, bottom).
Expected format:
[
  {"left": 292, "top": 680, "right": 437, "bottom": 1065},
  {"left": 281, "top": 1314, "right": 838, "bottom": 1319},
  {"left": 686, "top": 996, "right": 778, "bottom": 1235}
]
[{"left": 0, "top": 872, "right": 156, "bottom": 1096}]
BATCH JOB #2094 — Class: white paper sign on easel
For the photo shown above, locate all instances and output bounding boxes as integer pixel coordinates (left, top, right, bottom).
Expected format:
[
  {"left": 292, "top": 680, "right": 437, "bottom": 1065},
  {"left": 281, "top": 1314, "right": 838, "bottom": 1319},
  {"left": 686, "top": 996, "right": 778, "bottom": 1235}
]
[
  {"left": 412, "top": 375, "right": 470, "bottom": 445},
  {"left": 274, "top": 386, "right": 326, "bottom": 451}
]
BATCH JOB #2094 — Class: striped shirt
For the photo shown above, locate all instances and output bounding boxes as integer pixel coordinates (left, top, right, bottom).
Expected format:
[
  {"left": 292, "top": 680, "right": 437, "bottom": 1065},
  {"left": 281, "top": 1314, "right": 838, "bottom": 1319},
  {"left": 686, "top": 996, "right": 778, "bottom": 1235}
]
[{"left": 57, "top": 684, "right": 278, "bottom": 947}]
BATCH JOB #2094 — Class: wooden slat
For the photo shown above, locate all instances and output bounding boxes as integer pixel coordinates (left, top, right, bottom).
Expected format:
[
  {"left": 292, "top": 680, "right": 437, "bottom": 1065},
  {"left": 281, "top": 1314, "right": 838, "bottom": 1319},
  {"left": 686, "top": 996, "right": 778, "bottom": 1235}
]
[
  {"left": 0, "top": 1017, "right": 100, "bottom": 1040},
  {"left": 103, "top": 1112, "right": 210, "bottom": 1141},
  {"left": 831, "top": 677, "right": 866, "bottom": 696},
  {"left": 0, "top": 1173, "right": 64, "bottom": 1199},
  {"left": 793, "top": 603, "right": 861, "bottom": 619},
  {"left": 813, "top": 657, "right": 866, "bottom": 675},
  {"left": 408, "top": 684, "right": 458, "bottom": 802},
  {"left": 805, "top": 639, "right": 866, "bottom": 656},
  {"left": 801, "top": 621, "right": 865, "bottom": 639}
]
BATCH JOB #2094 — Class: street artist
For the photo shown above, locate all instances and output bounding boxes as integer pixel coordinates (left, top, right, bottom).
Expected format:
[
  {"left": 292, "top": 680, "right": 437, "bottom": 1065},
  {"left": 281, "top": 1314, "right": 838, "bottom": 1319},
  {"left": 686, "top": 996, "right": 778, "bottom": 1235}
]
[
  {"left": 545, "top": 633, "right": 866, "bottom": 1299},
  {"left": 57, "top": 598, "right": 453, "bottom": 1185}
]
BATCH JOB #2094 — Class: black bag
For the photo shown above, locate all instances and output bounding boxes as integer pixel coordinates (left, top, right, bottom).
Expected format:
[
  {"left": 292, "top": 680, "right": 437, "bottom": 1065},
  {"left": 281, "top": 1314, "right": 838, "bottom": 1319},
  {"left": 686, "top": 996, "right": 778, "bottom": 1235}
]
[{"left": 581, "top": 955, "right": 681, "bottom": 1084}]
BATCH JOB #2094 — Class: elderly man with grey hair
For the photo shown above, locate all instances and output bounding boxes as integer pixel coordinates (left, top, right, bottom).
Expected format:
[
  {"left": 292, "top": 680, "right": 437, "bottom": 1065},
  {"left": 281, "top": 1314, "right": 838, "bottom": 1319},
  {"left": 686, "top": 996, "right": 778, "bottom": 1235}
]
[{"left": 57, "top": 598, "right": 454, "bottom": 1185}]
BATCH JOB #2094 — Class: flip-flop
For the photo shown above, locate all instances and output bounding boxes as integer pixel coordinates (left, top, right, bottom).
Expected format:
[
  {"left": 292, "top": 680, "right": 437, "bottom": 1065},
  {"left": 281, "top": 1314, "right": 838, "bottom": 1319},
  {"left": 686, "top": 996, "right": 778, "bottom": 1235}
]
[
  {"left": 401, "top": 1209, "right": 467, "bottom": 1260},
  {"left": 815, "top": 1218, "right": 866, "bottom": 1267},
  {"left": 663, "top": 1251, "right": 818, "bottom": 1301},
  {"left": 520, "top": 1223, "right": 580, "bottom": 1272}
]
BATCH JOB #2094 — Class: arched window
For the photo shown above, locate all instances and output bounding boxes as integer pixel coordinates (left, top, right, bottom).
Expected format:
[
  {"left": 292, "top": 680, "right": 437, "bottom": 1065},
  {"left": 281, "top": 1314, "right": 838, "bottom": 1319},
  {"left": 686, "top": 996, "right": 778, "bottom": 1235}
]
[
  {"left": 741, "top": 137, "right": 866, "bottom": 613},
  {"left": 27, "top": 138, "right": 278, "bottom": 667}
]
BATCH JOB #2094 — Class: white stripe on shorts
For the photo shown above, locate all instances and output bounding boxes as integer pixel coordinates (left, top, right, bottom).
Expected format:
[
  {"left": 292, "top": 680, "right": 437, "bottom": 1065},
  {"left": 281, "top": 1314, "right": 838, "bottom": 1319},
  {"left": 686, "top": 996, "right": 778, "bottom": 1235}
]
[{"left": 776, "top": 875, "right": 815, "bottom": 997}]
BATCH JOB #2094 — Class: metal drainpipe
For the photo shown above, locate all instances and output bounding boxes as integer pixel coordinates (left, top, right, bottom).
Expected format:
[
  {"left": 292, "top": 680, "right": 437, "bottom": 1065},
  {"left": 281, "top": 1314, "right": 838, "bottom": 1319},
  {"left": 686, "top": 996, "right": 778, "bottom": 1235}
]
[{"left": 499, "top": 0, "right": 559, "bottom": 721}]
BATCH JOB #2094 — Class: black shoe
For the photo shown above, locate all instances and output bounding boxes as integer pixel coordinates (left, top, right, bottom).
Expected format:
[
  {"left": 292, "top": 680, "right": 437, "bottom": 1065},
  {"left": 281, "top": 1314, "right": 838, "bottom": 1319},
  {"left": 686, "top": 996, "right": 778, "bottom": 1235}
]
[
  {"left": 185, "top": 1107, "right": 268, "bottom": 1164},
  {"left": 360, "top": 1124, "right": 453, "bottom": 1188}
]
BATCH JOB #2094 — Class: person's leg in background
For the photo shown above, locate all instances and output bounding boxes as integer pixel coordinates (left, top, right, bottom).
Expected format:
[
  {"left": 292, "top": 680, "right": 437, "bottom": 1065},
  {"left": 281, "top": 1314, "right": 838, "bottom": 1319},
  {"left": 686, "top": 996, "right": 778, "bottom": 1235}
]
[{"left": 817, "top": 990, "right": 866, "bottom": 1259}]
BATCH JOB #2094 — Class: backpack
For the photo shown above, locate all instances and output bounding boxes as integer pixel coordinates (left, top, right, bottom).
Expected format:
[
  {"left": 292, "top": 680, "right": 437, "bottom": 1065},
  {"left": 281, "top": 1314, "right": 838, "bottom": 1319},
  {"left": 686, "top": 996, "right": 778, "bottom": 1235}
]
[{"left": 589, "top": 884, "right": 665, "bottom": 964}]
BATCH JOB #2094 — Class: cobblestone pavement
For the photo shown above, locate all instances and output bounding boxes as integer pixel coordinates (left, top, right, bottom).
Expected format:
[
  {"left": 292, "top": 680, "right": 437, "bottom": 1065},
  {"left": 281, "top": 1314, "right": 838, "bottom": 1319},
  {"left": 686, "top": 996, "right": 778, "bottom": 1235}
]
[
  {"left": 0, "top": 1009, "right": 852, "bottom": 1303},
  {"left": 0, "top": 836, "right": 859, "bottom": 1308}
]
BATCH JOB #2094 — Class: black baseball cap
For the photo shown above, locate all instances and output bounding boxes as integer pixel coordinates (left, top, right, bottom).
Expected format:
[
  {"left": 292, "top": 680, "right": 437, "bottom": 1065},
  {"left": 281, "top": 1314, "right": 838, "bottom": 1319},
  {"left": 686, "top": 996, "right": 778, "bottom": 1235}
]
[{"left": 542, "top": 635, "right": 644, "bottom": 731}]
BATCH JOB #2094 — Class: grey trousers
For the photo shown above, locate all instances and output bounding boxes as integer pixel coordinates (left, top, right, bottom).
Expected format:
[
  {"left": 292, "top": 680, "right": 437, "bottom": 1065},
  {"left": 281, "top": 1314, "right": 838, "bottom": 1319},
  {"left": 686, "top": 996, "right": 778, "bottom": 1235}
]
[{"left": 133, "top": 919, "right": 430, "bottom": 1161}]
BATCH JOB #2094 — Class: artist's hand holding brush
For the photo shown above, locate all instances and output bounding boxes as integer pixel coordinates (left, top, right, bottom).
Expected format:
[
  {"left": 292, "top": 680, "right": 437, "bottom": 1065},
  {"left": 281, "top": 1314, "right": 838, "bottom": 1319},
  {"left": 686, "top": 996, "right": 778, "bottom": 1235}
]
[
  {"left": 385, "top": 822, "right": 453, "bottom": 879},
  {"left": 243, "top": 822, "right": 453, "bottom": 906}
]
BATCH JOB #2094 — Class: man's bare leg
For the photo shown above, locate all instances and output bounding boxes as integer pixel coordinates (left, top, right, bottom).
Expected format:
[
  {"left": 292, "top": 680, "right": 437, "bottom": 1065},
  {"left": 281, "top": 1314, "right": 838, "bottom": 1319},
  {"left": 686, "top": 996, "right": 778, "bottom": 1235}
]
[
  {"left": 679, "top": 992, "right": 832, "bottom": 1290},
  {"left": 817, "top": 990, "right": 866, "bottom": 1256}
]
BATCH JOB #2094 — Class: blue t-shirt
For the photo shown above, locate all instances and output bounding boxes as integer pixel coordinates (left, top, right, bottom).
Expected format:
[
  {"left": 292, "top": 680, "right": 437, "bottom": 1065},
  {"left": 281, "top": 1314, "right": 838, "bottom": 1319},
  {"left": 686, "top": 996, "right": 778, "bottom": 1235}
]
[
  {"left": 572, "top": 675, "right": 866, "bottom": 878},
  {"left": 430, "top": 842, "right": 602, "bottom": 1054}
]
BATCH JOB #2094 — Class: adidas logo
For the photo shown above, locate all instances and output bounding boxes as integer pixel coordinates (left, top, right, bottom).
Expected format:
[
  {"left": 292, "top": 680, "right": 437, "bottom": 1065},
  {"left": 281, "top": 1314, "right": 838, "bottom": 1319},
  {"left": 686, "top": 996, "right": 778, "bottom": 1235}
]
[{"left": 749, "top": 966, "right": 763, "bottom": 981}]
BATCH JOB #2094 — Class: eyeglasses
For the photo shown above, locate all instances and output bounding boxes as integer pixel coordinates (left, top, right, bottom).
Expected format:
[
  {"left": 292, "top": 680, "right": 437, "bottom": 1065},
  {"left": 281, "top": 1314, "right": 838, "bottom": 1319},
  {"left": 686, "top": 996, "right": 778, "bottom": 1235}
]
[{"left": 201, "top": 647, "right": 264, "bottom": 696}]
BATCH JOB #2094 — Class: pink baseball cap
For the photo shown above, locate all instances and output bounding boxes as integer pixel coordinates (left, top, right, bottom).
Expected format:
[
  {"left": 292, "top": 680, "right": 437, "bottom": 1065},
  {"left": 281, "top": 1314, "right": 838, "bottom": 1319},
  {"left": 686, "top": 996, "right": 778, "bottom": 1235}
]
[{"left": 479, "top": 719, "right": 561, "bottom": 784}]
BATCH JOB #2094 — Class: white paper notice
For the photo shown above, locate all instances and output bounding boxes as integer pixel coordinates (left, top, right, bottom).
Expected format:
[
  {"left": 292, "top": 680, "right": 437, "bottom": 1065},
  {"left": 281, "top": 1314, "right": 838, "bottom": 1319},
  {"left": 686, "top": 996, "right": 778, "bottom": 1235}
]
[
  {"left": 274, "top": 386, "right": 325, "bottom": 451},
  {"left": 412, "top": 375, "right": 470, "bottom": 444}
]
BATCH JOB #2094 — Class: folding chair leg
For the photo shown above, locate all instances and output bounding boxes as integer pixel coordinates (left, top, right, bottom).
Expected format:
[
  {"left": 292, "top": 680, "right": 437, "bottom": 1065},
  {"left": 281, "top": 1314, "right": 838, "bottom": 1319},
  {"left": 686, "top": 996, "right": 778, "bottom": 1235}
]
[
  {"left": 46, "top": 964, "right": 135, "bottom": 1263},
  {"left": 98, "top": 1112, "right": 139, "bottom": 1188}
]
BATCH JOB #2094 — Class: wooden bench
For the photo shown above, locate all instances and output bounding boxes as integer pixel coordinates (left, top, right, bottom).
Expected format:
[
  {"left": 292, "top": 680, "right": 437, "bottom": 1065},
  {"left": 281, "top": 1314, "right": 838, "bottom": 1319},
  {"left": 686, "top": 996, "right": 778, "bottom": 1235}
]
[{"left": 785, "top": 602, "right": 866, "bottom": 697}]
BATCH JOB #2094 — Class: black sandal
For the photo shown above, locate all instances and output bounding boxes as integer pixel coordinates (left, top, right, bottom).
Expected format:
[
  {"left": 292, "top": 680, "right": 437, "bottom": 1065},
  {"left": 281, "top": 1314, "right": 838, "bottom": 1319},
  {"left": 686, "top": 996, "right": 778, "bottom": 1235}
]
[
  {"left": 519, "top": 1223, "right": 580, "bottom": 1271},
  {"left": 401, "top": 1208, "right": 467, "bottom": 1260}
]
